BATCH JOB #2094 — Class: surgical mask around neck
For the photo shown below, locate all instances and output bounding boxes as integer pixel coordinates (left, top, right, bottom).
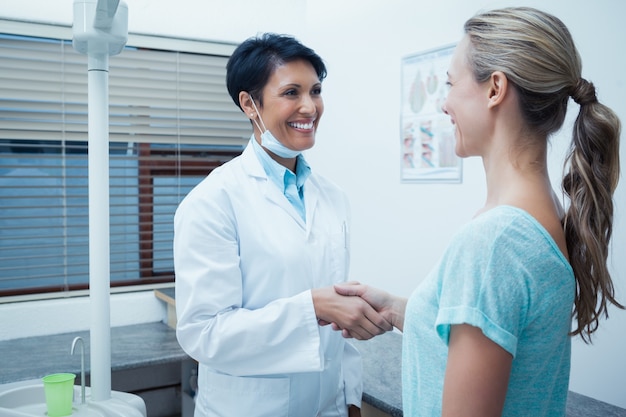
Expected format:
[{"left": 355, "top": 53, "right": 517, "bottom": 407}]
[
  {"left": 260, "top": 130, "right": 301, "bottom": 159},
  {"left": 250, "top": 96, "right": 301, "bottom": 159}
]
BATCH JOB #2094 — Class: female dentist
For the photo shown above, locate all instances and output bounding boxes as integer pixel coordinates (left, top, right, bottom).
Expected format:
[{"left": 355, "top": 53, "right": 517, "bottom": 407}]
[{"left": 174, "top": 33, "right": 391, "bottom": 417}]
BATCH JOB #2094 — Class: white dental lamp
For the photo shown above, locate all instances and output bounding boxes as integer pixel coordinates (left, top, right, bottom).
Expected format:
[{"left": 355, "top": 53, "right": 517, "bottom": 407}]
[{"left": 72, "top": 0, "right": 128, "bottom": 403}]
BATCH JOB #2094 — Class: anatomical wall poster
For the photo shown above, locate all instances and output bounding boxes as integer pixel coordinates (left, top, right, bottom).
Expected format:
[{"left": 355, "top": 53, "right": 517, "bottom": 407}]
[{"left": 400, "top": 44, "right": 462, "bottom": 183}]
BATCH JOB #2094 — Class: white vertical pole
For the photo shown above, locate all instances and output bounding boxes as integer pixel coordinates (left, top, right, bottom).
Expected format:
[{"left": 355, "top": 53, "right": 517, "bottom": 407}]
[
  {"left": 73, "top": 0, "right": 127, "bottom": 403},
  {"left": 88, "top": 52, "right": 112, "bottom": 402}
]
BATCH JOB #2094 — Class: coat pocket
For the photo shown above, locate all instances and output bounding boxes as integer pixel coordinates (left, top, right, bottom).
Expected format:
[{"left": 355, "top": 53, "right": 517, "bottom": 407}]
[{"left": 197, "top": 370, "right": 290, "bottom": 417}]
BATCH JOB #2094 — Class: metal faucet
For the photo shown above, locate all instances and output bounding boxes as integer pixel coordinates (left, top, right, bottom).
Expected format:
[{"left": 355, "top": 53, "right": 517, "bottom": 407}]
[{"left": 71, "top": 336, "right": 86, "bottom": 404}]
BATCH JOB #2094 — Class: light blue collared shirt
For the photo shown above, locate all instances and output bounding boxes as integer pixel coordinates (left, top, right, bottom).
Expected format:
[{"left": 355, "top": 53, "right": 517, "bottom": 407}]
[{"left": 251, "top": 137, "right": 311, "bottom": 222}]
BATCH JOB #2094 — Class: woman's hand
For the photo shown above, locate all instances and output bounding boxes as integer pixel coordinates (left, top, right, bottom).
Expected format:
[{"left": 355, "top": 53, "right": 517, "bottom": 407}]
[
  {"left": 312, "top": 286, "right": 392, "bottom": 340},
  {"left": 333, "top": 282, "right": 407, "bottom": 333}
]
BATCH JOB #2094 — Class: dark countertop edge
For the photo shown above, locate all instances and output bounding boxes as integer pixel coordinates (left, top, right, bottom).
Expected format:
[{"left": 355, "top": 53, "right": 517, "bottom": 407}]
[{"left": 362, "top": 393, "right": 403, "bottom": 417}]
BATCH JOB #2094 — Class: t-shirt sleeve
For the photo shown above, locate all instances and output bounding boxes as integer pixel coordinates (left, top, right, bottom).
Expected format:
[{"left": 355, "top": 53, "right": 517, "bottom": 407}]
[{"left": 434, "top": 216, "right": 532, "bottom": 357}]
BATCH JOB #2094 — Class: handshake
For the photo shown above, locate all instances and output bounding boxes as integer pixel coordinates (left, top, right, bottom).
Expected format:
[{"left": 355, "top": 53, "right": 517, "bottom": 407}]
[{"left": 312, "top": 282, "right": 406, "bottom": 340}]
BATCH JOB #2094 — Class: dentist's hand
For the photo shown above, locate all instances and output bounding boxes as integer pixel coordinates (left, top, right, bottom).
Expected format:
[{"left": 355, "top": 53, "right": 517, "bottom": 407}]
[
  {"left": 333, "top": 282, "right": 407, "bottom": 334},
  {"left": 312, "top": 286, "right": 392, "bottom": 340}
]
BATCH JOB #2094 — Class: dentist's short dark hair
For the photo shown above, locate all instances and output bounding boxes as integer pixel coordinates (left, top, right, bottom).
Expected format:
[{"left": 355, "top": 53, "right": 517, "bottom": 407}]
[{"left": 226, "top": 33, "right": 327, "bottom": 111}]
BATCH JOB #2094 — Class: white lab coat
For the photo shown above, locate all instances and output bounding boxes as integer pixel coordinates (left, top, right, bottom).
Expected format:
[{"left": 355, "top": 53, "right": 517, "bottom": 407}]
[{"left": 174, "top": 140, "right": 362, "bottom": 417}]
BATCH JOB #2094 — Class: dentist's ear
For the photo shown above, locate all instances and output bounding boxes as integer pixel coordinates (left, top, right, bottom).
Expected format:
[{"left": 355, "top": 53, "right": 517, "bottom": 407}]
[{"left": 239, "top": 91, "right": 256, "bottom": 119}]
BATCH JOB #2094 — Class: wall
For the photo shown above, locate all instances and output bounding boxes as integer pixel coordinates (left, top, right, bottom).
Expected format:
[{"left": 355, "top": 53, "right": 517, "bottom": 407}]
[
  {"left": 0, "top": 291, "right": 167, "bottom": 340},
  {"left": 2, "top": 0, "right": 625, "bottom": 408}
]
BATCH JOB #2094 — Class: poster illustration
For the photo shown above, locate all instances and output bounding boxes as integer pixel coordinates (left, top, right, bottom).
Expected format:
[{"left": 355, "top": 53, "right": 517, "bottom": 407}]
[{"left": 400, "top": 44, "right": 461, "bottom": 183}]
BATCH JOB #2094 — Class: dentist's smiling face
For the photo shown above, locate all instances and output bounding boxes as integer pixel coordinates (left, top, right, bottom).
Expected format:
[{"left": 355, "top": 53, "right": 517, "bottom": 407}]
[{"left": 255, "top": 59, "right": 323, "bottom": 154}]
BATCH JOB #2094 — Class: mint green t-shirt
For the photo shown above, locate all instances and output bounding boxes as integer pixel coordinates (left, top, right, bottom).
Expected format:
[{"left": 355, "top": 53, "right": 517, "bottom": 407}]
[{"left": 402, "top": 206, "right": 575, "bottom": 416}]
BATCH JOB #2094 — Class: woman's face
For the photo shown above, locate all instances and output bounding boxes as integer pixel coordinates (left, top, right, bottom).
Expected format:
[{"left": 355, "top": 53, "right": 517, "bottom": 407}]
[
  {"left": 255, "top": 59, "right": 323, "bottom": 153},
  {"left": 442, "top": 36, "right": 491, "bottom": 158}
]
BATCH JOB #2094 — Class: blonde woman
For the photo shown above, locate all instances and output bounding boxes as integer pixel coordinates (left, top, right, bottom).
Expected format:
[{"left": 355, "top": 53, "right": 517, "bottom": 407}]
[{"left": 335, "top": 7, "right": 622, "bottom": 417}]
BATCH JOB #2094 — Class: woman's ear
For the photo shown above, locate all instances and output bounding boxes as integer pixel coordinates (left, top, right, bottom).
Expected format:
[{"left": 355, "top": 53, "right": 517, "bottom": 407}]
[
  {"left": 487, "top": 71, "right": 508, "bottom": 109},
  {"left": 239, "top": 91, "right": 256, "bottom": 119}
]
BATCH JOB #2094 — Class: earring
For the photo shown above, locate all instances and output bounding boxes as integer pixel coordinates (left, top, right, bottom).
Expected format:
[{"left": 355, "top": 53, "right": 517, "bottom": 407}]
[{"left": 250, "top": 113, "right": 255, "bottom": 118}]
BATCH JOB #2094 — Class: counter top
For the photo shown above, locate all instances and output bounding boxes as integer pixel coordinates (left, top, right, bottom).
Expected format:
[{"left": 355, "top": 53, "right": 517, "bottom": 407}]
[
  {"left": 352, "top": 334, "right": 403, "bottom": 416},
  {"left": 0, "top": 322, "right": 186, "bottom": 385}
]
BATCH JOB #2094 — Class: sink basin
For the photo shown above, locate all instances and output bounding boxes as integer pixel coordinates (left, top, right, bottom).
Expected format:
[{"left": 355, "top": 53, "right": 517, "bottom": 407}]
[{"left": 0, "top": 379, "right": 146, "bottom": 417}]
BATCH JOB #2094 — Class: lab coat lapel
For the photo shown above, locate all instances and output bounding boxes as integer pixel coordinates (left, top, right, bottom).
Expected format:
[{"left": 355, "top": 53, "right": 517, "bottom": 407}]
[
  {"left": 304, "top": 178, "right": 319, "bottom": 237},
  {"left": 265, "top": 182, "right": 305, "bottom": 227},
  {"left": 241, "top": 143, "right": 306, "bottom": 228}
]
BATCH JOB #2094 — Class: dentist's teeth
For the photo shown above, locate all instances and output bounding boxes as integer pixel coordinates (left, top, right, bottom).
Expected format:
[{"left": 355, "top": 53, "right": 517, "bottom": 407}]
[{"left": 290, "top": 122, "right": 313, "bottom": 129}]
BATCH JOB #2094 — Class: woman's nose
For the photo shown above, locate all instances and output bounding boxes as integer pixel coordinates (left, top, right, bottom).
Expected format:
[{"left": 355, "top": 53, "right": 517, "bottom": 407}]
[{"left": 300, "top": 94, "right": 317, "bottom": 114}]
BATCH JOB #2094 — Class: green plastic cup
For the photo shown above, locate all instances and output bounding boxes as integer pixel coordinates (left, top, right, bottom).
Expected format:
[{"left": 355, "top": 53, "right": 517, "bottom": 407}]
[{"left": 42, "top": 373, "right": 76, "bottom": 417}]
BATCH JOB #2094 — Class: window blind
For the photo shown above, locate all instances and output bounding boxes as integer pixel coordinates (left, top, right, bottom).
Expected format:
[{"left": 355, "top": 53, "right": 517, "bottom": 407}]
[{"left": 0, "top": 23, "right": 251, "bottom": 298}]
